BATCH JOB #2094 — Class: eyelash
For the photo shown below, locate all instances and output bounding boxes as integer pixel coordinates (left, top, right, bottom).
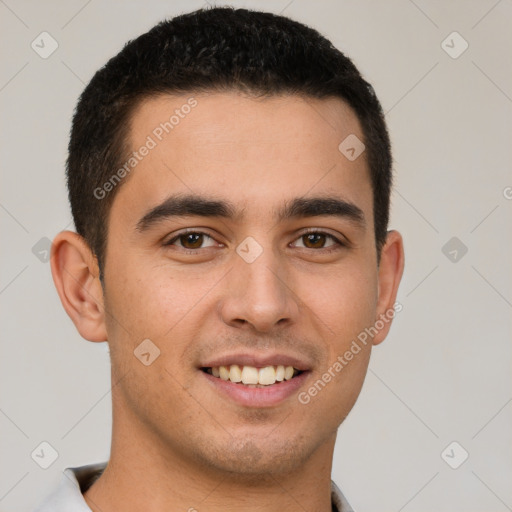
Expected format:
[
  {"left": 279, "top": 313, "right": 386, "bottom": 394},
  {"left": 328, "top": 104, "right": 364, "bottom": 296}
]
[
  {"left": 164, "top": 229, "right": 220, "bottom": 253},
  {"left": 295, "top": 228, "right": 346, "bottom": 251},
  {"left": 164, "top": 228, "right": 346, "bottom": 254}
]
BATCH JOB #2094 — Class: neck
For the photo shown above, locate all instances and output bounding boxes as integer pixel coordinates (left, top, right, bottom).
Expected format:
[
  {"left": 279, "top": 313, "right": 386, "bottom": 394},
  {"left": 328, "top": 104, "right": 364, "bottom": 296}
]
[{"left": 84, "top": 392, "right": 336, "bottom": 512}]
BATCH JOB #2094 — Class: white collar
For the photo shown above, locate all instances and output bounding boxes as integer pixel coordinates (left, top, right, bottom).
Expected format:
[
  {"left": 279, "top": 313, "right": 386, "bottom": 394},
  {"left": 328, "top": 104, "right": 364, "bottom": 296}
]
[{"left": 33, "top": 462, "right": 355, "bottom": 512}]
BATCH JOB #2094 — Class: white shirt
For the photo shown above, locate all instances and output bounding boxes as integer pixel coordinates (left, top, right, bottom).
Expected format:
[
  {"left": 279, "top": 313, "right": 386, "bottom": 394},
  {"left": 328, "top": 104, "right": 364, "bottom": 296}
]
[{"left": 32, "top": 462, "right": 355, "bottom": 512}]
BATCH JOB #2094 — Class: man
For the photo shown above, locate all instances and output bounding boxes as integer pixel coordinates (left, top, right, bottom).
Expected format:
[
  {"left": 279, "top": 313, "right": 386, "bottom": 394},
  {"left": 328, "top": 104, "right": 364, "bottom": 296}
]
[{"left": 37, "top": 6, "right": 404, "bottom": 512}]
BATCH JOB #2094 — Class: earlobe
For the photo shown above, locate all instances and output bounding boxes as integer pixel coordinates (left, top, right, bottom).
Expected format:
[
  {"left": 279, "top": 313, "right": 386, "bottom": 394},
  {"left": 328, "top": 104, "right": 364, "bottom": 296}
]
[
  {"left": 50, "top": 231, "right": 108, "bottom": 342},
  {"left": 372, "top": 230, "right": 405, "bottom": 346}
]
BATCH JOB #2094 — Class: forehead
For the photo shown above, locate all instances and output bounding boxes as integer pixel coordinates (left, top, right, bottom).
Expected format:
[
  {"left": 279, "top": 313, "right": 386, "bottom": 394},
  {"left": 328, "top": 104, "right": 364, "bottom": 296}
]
[{"left": 112, "top": 91, "right": 372, "bottom": 223}]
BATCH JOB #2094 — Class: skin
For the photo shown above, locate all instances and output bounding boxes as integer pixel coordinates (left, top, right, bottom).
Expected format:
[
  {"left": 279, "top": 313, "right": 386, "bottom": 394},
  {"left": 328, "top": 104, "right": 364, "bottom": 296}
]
[{"left": 51, "top": 91, "right": 404, "bottom": 512}]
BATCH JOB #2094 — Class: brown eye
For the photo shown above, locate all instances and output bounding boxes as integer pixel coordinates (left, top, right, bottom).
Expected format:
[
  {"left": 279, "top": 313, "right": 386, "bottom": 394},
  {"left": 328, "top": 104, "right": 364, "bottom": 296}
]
[
  {"left": 302, "top": 233, "right": 327, "bottom": 248},
  {"left": 179, "top": 233, "right": 204, "bottom": 249},
  {"left": 293, "top": 231, "right": 341, "bottom": 250},
  {"left": 166, "top": 231, "right": 217, "bottom": 250}
]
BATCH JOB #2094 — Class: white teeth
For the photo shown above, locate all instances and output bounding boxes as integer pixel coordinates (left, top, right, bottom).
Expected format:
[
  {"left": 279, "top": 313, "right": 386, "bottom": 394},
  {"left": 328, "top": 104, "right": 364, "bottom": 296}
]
[
  {"left": 208, "top": 364, "right": 299, "bottom": 386},
  {"left": 259, "top": 366, "right": 276, "bottom": 385},
  {"left": 219, "top": 365, "right": 230, "bottom": 381},
  {"left": 241, "top": 366, "right": 259, "bottom": 385},
  {"left": 229, "top": 364, "right": 242, "bottom": 383}
]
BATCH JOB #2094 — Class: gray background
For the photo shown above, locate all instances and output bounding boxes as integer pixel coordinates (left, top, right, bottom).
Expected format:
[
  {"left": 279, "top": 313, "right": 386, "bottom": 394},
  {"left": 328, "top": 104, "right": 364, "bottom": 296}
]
[{"left": 1, "top": 1, "right": 511, "bottom": 511}]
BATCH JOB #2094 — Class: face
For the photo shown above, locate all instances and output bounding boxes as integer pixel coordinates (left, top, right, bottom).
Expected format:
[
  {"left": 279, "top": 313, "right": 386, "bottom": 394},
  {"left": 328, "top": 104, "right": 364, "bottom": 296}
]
[{"left": 99, "top": 92, "right": 394, "bottom": 476}]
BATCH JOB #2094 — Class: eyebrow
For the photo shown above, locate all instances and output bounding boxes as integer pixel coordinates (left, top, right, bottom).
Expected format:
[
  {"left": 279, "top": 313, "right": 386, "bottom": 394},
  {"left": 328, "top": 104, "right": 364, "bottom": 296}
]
[{"left": 135, "top": 193, "right": 365, "bottom": 232}]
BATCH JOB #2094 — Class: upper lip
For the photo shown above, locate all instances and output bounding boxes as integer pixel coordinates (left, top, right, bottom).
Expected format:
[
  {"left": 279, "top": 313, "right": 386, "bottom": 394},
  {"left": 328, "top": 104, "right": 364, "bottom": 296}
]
[{"left": 200, "top": 352, "right": 312, "bottom": 372}]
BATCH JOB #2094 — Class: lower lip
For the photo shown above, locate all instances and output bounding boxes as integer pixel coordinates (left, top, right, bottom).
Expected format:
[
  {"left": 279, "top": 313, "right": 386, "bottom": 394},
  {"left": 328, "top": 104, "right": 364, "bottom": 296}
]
[{"left": 200, "top": 370, "right": 310, "bottom": 408}]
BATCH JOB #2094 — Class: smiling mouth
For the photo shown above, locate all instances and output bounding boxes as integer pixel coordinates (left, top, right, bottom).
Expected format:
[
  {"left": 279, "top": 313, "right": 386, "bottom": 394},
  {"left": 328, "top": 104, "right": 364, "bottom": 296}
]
[{"left": 201, "top": 364, "right": 304, "bottom": 387}]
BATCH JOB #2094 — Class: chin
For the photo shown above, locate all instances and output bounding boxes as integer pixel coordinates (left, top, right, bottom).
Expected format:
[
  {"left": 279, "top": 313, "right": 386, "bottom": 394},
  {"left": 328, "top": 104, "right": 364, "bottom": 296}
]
[{"left": 190, "top": 432, "right": 318, "bottom": 479}]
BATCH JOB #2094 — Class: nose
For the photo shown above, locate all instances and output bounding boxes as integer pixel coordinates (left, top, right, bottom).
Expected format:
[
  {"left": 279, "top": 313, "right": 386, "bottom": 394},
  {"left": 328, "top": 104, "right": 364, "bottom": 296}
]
[{"left": 219, "top": 247, "right": 300, "bottom": 333}]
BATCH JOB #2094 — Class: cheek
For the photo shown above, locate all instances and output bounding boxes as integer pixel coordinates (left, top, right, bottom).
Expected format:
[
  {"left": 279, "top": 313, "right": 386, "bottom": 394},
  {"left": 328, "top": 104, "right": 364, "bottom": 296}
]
[
  {"left": 286, "top": 264, "right": 377, "bottom": 416},
  {"left": 105, "top": 259, "right": 223, "bottom": 351},
  {"left": 297, "top": 264, "right": 378, "bottom": 349}
]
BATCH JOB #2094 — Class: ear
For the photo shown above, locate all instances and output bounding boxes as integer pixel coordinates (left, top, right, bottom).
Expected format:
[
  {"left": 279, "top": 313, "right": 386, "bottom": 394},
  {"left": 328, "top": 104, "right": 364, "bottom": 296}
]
[
  {"left": 372, "top": 230, "right": 405, "bottom": 346},
  {"left": 50, "top": 230, "right": 107, "bottom": 342}
]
